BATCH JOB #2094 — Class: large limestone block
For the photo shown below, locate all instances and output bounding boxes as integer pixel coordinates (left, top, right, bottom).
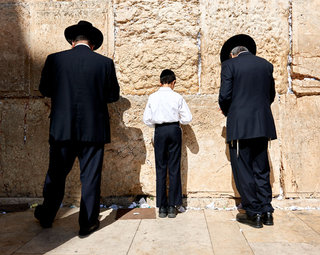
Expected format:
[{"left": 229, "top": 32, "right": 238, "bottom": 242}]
[
  {"left": 292, "top": 79, "right": 320, "bottom": 96},
  {"left": 183, "top": 95, "right": 280, "bottom": 197},
  {"left": 200, "top": 0, "right": 289, "bottom": 94},
  {"left": 0, "top": 1, "right": 30, "bottom": 97},
  {"left": 279, "top": 95, "right": 320, "bottom": 197},
  {"left": 102, "top": 96, "right": 148, "bottom": 196},
  {"left": 29, "top": 0, "right": 114, "bottom": 95},
  {"left": 291, "top": 0, "right": 320, "bottom": 95},
  {"left": 114, "top": 0, "right": 200, "bottom": 95},
  {"left": 0, "top": 94, "right": 281, "bottom": 200},
  {"left": 0, "top": 99, "right": 50, "bottom": 197}
]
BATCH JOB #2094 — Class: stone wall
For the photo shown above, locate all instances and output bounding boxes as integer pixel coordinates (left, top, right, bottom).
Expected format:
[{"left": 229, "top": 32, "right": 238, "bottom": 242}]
[{"left": 0, "top": 0, "right": 319, "bottom": 202}]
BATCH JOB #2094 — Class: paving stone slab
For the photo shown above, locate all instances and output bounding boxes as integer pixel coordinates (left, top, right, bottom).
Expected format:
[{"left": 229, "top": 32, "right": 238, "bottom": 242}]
[
  {"left": 16, "top": 209, "right": 140, "bottom": 255},
  {"left": 128, "top": 210, "right": 213, "bottom": 255},
  {"left": 232, "top": 210, "right": 320, "bottom": 244},
  {"left": 250, "top": 242, "right": 320, "bottom": 255},
  {"left": 204, "top": 210, "right": 253, "bottom": 255}
]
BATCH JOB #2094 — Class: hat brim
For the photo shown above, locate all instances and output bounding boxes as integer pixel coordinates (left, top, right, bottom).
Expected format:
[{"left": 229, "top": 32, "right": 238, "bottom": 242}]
[
  {"left": 220, "top": 34, "right": 256, "bottom": 63},
  {"left": 64, "top": 24, "right": 103, "bottom": 50}
]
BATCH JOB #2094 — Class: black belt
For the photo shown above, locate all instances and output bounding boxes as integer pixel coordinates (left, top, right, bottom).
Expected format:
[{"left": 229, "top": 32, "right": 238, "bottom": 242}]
[{"left": 155, "top": 122, "right": 179, "bottom": 128}]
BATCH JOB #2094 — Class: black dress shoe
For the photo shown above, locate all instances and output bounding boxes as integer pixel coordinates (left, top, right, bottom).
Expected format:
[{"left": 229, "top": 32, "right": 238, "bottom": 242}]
[
  {"left": 236, "top": 213, "right": 263, "bottom": 228},
  {"left": 34, "top": 205, "right": 52, "bottom": 228},
  {"left": 262, "top": 212, "right": 274, "bottom": 226},
  {"left": 168, "top": 206, "right": 176, "bottom": 218},
  {"left": 79, "top": 220, "right": 100, "bottom": 237},
  {"left": 159, "top": 206, "right": 168, "bottom": 218}
]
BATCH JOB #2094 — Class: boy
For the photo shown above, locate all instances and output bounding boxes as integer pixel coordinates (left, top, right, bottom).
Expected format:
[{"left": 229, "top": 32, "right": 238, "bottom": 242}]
[{"left": 143, "top": 69, "right": 192, "bottom": 218}]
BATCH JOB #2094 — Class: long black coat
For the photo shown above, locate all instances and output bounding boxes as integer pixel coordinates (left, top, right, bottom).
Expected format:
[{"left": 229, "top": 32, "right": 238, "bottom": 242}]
[
  {"left": 219, "top": 52, "right": 277, "bottom": 142},
  {"left": 39, "top": 45, "right": 120, "bottom": 144}
]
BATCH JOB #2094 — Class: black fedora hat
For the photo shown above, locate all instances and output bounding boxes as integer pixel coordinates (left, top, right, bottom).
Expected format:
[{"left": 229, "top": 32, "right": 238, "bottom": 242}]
[
  {"left": 64, "top": 20, "right": 103, "bottom": 50},
  {"left": 220, "top": 34, "right": 256, "bottom": 63}
]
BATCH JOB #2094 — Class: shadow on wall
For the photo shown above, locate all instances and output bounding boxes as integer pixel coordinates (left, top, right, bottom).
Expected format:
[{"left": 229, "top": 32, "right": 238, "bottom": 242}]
[
  {"left": 0, "top": 2, "right": 147, "bottom": 200},
  {"left": 103, "top": 97, "right": 147, "bottom": 197},
  {"left": 0, "top": 2, "right": 47, "bottom": 97},
  {"left": 181, "top": 124, "right": 199, "bottom": 203},
  {"left": 0, "top": 1, "right": 51, "bottom": 198}
]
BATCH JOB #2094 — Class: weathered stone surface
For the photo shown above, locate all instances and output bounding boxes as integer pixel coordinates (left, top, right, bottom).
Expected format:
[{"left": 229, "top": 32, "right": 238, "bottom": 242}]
[
  {"left": 292, "top": 79, "right": 320, "bottom": 96},
  {"left": 0, "top": 1, "right": 30, "bottom": 97},
  {"left": 291, "top": 0, "right": 320, "bottom": 95},
  {"left": 0, "top": 95, "right": 281, "bottom": 199},
  {"left": 279, "top": 95, "right": 320, "bottom": 197},
  {"left": 0, "top": 99, "right": 50, "bottom": 197},
  {"left": 102, "top": 96, "right": 148, "bottom": 196},
  {"left": 114, "top": 0, "right": 200, "bottom": 95},
  {"left": 200, "top": 0, "right": 289, "bottom": 94},
  {"left": 0, "top": 0, "right": 114, "bottom": 98},
  {"left": 0, "top": 0, "right": 320, "bottom": 201},
  {"left": 292, "top": 0, "right": 320, "bottom": 80},
  {"left": 100, "top": 95, "right": 280, "bottom": 198}
]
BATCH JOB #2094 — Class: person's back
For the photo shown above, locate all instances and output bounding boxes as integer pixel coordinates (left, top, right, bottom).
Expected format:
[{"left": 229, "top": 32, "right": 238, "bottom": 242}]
[
  {"left": 219, "top": 51, "right": 276, "bottom": 141},
  {"left": 226, "top": 53, "right": 274, "bottom": 109},
  {"left": 144, "top": 87, "right": 190, "bottom": 127},
  {"left": 40, "top": 45, "right": 119, "bottom": 143}
]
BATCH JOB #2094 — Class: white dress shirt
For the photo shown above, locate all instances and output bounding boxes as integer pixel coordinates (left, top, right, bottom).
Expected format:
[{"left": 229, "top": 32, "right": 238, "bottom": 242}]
[{"left": 143, "top": 87, "right": 192, "bottom": 128}]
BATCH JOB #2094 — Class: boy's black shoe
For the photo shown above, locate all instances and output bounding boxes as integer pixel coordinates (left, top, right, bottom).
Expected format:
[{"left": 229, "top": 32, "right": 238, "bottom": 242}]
[
  {"left": 236, "top": 213, "right": 263, "bottom": 228},
  {"left": 168, "top": 206, "right": 176, "bottom": 218},
  {"left": 34, "top": 205, "right": 53, "bottom": 228},
  {"left": 159, "top": 206, "right": 168, "bottom": 218},
  {"left": 79, "top": 220, "right": 100, "bottom": 237},
  {"left": 262, "top": 212, "right": 274, "bottom": 225}
]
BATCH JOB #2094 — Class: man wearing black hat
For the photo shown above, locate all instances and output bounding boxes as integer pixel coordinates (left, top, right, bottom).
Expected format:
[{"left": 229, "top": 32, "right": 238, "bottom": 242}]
[
  {"left": 219, "top": 34, "right": 277, "bottom": 228},
  {"left": 35, "top": 21, "right": 120, "bottom": 236}
]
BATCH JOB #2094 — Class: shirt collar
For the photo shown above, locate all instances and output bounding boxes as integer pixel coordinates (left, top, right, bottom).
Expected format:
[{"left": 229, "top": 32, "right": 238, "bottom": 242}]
[
  {"left": 159, "top": 87, "right": 172, "bottom": 91},
  {"left": 74, "top": 43, "right": 91, "bottom": 49},
  {"left": 238, "top": 51, "right": 251, "bottom": 57}
]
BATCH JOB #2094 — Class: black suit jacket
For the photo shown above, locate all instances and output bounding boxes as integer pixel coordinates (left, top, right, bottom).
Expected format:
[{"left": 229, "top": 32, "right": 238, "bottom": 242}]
[
  {"left": 219, "top": 52, "right": 277, "bottom": 142},
  {"left": 39, "top": 45, "right": 120, "bottom": 144}
]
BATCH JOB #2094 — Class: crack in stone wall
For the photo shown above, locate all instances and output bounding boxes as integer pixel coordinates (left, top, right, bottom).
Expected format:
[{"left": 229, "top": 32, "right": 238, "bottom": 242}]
[{"left": 287, "top": 0, "right": 293, "bottom": 94}]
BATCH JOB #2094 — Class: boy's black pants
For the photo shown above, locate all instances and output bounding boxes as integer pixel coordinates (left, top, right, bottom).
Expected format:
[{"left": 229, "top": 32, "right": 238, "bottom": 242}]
[
  {"left": 41, "top": 140, "right": 104, "bottom": 228},
  {"left": 229, "top": 137, "right": 274, "bottom": 217},
  {"left": 154, "top": 122, "right": 182, "bottom": 207}
]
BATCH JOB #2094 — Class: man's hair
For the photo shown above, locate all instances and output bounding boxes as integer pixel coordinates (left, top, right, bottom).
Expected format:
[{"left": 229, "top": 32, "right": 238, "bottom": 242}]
[
  {"left": 160, "top": 69, "right": 176, "bottom": 84},
  {"left": 73, "top": 35, "right": 92, "bottom": 45},
  {"left": 230, "top": 46, "right": 249, "bottom": 56}
]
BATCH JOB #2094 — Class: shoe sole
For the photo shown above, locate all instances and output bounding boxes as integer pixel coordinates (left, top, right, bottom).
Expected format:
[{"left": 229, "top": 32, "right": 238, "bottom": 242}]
[
  {"left": 263, "top": 222, "right": 274, "bottom": 226},
  {"left": 168, "top": 214, "right": 176, "bottom": 218}
]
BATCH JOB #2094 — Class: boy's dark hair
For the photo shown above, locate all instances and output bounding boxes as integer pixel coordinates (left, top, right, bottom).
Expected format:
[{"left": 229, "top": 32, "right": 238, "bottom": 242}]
[{"left": 160, "top": 69, "right": 176, "bottom": 84}]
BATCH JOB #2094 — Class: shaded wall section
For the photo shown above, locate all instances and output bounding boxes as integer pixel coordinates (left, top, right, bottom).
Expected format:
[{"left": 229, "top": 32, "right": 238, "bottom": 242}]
[{"left": 0, "top": 0, "right": 319, "bottom": 202}]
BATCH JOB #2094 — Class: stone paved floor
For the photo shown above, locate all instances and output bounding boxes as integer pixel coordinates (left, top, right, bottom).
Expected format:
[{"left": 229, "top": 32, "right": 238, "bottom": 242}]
[{"left": 1, "top": 207, "right": 320, "bottom": 255}]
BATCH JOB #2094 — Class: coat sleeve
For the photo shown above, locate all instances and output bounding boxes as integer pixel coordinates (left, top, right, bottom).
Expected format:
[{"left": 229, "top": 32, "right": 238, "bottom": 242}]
[
  {"left": 269, "top": 64, "right": 276, "bottom": 104},
  {"left": 39, "top": 55, "right": 53, "bottom": 97},
  {"left": 105, "top": 59, "right": 120, "bottom": 103},
  {"left": 219, "top": 62, "right": 233, "bottom": 116}
]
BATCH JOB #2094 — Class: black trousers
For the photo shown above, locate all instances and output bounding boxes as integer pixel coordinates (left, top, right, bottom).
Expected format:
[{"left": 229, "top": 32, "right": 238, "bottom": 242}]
[
  {"left": 229, "top": 137, "right": 274, "bottom": 217},
  {"left": 41, "top": 140, "right": 104, "bottom": 227},
  {"left": 154, "top": 122, "right": 182, "bottom": 207}
]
